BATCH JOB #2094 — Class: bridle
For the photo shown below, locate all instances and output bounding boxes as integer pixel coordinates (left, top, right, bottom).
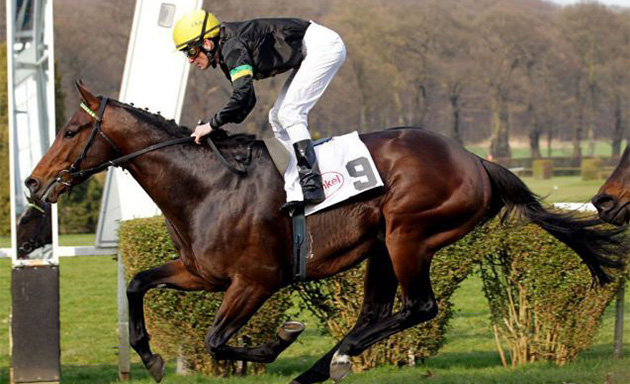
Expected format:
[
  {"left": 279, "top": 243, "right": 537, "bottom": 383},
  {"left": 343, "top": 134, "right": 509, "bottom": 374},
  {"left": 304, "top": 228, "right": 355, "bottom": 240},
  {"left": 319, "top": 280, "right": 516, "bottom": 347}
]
[
  {"left": 54, "top": 97, "right": 124, "bottom": 189},
  {"left": 49, "top": 97, "right": 245, "bottom": 196}
]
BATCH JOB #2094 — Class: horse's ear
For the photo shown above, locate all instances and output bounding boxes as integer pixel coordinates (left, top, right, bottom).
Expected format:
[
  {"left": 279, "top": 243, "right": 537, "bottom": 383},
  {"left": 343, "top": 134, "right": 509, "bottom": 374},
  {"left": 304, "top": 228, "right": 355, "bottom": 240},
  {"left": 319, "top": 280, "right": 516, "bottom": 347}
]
[{"left": 75, "top": 79, "right": 99, "bottom": 108}]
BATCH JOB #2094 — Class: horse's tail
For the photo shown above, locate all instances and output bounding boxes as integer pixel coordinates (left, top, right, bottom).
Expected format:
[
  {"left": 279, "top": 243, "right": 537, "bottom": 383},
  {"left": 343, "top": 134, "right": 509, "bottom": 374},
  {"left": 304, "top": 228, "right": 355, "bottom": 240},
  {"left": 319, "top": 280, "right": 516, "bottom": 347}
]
[{"left": 480, "top": 158, "right": 628, "bottom": 285}]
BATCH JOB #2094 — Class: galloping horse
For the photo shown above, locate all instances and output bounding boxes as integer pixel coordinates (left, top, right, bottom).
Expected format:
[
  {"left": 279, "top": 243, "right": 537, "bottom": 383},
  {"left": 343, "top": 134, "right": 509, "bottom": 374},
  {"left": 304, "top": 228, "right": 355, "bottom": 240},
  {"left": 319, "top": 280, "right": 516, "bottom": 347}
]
[
  {"left": 27, "top": 82, "right": 627, "bottom": 384},
  {"left": 592, "top": 145, "right": 630, "bottom": 226}
]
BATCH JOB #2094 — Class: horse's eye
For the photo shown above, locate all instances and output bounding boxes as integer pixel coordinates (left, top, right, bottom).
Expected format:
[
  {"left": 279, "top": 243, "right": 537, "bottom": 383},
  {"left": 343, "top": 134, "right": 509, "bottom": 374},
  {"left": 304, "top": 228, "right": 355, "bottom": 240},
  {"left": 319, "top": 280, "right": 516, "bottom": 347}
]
[{"left": 64, "top": 130, "right": 76, "bottom": 138}]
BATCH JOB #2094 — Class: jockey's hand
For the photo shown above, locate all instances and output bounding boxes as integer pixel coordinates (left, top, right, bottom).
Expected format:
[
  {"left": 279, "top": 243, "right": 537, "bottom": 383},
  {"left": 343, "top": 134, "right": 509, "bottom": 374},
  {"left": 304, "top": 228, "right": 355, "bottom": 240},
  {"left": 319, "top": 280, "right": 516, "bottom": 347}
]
[{"left": 191, "top": 120, "right": 213, "bottom": 145}]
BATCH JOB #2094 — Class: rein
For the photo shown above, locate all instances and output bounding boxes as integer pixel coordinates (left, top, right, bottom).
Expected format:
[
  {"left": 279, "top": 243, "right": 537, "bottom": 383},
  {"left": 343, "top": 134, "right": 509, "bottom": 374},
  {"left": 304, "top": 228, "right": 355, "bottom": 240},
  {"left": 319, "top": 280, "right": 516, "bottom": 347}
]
[{"left": 54, "top": 98, "right": 246, "bottom": 189}]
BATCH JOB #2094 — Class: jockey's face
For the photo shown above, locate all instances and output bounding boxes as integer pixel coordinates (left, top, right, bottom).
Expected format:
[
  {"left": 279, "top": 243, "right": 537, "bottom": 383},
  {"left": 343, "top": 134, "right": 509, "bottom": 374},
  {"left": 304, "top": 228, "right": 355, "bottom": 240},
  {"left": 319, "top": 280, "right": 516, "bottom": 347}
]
[{"left": 188, "top": 39, "right": 215, "bottom": 70}]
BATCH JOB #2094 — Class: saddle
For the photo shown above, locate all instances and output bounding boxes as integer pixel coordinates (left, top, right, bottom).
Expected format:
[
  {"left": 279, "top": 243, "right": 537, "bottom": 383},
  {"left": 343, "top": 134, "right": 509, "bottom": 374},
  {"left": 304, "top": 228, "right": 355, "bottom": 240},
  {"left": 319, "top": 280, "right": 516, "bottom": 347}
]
[
  {"left": 205, "top": 129, "right": 256, "bottom": 173},
  {"left": 206, "top": 129, "right": 308, "bottom": 281}
]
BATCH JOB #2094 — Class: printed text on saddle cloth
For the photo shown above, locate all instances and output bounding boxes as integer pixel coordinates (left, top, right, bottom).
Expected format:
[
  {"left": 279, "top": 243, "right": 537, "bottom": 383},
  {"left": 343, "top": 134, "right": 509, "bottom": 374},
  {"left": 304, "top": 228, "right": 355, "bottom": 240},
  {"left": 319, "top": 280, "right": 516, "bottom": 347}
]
[{"left": 298, "top": 132, "right": 383, "bottom": 216}]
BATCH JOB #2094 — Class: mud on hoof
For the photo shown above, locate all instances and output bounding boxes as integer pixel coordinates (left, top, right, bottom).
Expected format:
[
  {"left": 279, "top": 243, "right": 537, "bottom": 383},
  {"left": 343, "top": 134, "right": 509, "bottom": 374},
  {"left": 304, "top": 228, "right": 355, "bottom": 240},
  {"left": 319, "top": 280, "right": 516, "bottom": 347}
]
[
  {"left": 330, "top": 351, "right": 352, "bottom": 382},
  {"left": 277, "top": 321, "right": 305, "bottom": 343},
  {"left": 146, "top": 353, "right": 165, "bottom": 383}
]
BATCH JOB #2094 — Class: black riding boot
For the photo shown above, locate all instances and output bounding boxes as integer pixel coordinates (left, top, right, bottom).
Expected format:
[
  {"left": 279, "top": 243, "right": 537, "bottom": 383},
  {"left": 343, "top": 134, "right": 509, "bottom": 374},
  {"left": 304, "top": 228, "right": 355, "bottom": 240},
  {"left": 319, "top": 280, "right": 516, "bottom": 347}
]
[
  {"left": 280, "top": 140, "right": 325, "bottom": 215},
  {"left": 294, "top": 139, "right": 326, "bottom": 204}
]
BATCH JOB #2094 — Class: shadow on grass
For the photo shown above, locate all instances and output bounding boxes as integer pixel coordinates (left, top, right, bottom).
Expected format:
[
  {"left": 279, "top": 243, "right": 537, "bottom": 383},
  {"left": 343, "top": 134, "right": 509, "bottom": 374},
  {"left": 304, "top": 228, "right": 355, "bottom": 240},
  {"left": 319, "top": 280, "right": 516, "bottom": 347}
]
[
  {"left": 267, "top": 353, "right": 321, "bottom": 376},
  {"left": 426, "top": 350, "right": 503, "bottom": 370}
]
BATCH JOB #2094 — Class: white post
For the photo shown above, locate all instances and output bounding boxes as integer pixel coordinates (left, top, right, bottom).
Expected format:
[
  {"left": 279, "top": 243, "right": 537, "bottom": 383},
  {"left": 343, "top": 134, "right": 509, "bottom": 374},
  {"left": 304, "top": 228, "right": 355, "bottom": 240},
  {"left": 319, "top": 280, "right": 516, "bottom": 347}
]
[{"left": 117, "top": 251, "right": 131, "bottom": 380}]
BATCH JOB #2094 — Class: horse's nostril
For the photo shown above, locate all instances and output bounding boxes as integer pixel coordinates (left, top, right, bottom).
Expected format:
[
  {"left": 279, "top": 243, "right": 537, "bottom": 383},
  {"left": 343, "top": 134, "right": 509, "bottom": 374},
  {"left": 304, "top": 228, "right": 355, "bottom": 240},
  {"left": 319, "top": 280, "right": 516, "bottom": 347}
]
[
  {"left": 24, "top": 177, "right": 40, "bottom": 194},
  {"left": 591, "top": 194, "right": 615, "bottom": 211}
]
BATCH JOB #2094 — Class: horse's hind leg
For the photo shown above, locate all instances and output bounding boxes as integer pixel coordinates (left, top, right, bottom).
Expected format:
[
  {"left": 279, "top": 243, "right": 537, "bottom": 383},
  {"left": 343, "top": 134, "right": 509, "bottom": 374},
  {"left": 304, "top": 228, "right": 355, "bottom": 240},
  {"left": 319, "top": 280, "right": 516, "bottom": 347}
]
[
  {"left": 204, "top": 277, "right": 304, "bottom": 363},
  {"left": 292, "top": 243, "right": 398, "bottom": 384},
  {"left": 127, "top": 259, "right": 207, "bottom": 382},
  {"left": 330, "top": 239, "right": 438, "bottom": 381}
]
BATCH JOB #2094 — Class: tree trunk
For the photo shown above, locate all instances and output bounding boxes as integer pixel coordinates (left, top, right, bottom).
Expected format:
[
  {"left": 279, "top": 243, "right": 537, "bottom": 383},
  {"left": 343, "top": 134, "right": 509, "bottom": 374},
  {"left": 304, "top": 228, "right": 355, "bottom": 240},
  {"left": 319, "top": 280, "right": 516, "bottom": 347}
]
[
  {"left": 415, "top": 80, "right": 428, "bottom": 129},
  {"left": 451, "top": 96, "right": 463, "bottom": 145},
  {"left": 586, "top": 80, "right": 597, "bottom": 156},
  {"left": 546, "top": 128, "right": 554, "bottom": 158},
  {"left": 449, "top": 82, "right": 464, "bottom": 145},
  {"left": 490, "top": 93, "right": 511, "bottom": 159},
  {"left": 611, "top": 95, "right": 623, "bottom": 158},
  {"left": 528, "top": 102, "right": 541, "bottom": 159},
  {"left": 572, "top": 74, "right": 584, "bottom": 162}
]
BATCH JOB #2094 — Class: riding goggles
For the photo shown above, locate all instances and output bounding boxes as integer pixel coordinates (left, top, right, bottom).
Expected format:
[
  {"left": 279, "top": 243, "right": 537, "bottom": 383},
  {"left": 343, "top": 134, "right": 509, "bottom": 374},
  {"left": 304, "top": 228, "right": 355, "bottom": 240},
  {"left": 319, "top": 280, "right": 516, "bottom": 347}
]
[{"left": 182, "top": 43, "right": 202, "bottom": 59}]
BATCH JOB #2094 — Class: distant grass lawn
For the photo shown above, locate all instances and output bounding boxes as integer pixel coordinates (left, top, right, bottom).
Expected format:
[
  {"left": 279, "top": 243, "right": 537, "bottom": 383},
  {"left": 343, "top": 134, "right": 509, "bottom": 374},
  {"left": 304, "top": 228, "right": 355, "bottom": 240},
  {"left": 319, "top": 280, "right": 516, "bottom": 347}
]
[
  {"left": 520, "top": 176, "right": 603, "bottom": 204},
  {"left": 0, "top": 257, "right": 627, "bottom": 383},
  {"left": 466, "top": 140, "right": 627, "bottom": 159},
  {"left": 0, "top": 233, "right": 96, "bottom": 248}
]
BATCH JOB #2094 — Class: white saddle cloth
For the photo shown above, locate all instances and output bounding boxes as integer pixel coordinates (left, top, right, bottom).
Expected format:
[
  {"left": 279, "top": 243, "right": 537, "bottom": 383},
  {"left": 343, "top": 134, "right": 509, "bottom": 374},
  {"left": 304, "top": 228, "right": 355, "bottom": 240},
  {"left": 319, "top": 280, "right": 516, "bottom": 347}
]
[{"left": 303, "top": 131, "right": 384, "bottom": 215}]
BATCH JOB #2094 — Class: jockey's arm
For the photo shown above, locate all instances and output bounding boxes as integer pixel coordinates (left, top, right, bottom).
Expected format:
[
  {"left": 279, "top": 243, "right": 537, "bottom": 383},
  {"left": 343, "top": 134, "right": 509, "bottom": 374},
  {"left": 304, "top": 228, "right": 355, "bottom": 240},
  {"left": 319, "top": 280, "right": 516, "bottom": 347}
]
[{"left": 210, "top": 39, "right": 257, "bottom": 129}]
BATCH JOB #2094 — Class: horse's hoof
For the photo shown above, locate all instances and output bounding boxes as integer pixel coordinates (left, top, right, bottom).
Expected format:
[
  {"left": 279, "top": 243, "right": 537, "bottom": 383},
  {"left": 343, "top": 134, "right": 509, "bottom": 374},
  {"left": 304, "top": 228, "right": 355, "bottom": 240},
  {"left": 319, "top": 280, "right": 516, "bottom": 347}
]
[
  {"left": 146, "top": 354, "right": 165, "bottom": 383},
  {"left": 277, "top": 321, "right": 305, "bottom": 342},
  {"left": 330, "top": 351, "right": 352, "bottom": 382}
]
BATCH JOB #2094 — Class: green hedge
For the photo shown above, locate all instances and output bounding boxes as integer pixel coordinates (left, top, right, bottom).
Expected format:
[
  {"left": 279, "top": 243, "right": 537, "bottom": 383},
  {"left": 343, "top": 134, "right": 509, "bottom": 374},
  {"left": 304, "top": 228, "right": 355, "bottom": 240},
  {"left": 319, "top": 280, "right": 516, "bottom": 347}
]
[
  {"left": 119, "top": 214, "right": 626, "bottom": 376},
  {"left": 581, "top": 157, "right": 602, "bottom": 181},
  {"left": 119, "top": 216, "right": 292, "bottom": 376},
  {"left": 474, "top": 219, "right": 627, "bottom": 366}
]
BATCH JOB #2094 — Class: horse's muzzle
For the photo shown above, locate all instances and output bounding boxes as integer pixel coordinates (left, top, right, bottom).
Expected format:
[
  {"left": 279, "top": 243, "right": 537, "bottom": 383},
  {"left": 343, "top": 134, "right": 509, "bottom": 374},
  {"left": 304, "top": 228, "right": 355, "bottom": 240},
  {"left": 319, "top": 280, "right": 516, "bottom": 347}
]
[
  {"left": 25, "top": 176, "right": 41, "bottom": 196},
  {"left": 25, "top": 176, "right": 65, "bottom": 204},
  {"left": 591, "top": 193, "right": 629, "bottom": 226}
]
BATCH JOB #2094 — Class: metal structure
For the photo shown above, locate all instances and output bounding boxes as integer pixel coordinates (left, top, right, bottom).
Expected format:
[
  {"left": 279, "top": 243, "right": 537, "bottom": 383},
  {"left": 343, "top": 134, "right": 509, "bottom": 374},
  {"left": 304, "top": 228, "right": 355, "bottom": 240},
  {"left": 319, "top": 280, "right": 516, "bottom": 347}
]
[
  {"left": 96, "top": 0, "right": 201, "bottom": 248},
  {"left": 7, "top": 0, "right": 58, "bottom": 265},
  {"left": 6, "top": 0, "right": 59, "bottom": 383},
  {"left": 92, "top": 1, "right": 202, "bottom": 378}
]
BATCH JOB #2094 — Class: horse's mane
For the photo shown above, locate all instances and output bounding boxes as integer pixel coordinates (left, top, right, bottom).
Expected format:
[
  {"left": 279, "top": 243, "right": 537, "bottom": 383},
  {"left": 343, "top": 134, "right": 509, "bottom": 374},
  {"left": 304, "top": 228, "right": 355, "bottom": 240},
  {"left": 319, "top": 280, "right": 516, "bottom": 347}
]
[
  {"left": 112, "top": 99, "right": 259, "bottom": 170},
  {"left": 113, "top": 99, "right": 258, "bottom": 148}
]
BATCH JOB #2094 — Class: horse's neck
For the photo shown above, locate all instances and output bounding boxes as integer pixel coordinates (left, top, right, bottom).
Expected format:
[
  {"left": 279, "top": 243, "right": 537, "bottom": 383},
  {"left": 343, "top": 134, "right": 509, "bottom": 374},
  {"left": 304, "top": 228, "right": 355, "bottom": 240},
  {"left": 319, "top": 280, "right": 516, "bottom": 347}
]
[
  {"left": 122, "top": 138, "right": 267, "bottom": 219},
  {"left": 122, "top": 140, "right": 214, "bottom": 212}
]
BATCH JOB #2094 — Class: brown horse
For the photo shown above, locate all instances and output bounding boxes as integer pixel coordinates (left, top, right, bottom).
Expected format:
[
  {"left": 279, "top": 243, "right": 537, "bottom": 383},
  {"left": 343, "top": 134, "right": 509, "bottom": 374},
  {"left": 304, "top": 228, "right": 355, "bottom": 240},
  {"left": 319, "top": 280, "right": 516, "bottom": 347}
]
[
  {"left": 592, "top": 145, "right": 630, "bottom": 226},
  {"left": 16, "top": 202, "right": 52, "bottom": 259},
  {"left": 27, "top": 82, "right": 627, "bottom": 384}
]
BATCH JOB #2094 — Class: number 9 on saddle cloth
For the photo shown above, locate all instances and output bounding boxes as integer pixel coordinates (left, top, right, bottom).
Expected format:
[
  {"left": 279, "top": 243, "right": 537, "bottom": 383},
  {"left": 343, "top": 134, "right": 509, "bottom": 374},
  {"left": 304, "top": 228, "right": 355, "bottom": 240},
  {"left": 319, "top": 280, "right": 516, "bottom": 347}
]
[{"left": 265, "top": 131, "right": 383, "bottom": 215}]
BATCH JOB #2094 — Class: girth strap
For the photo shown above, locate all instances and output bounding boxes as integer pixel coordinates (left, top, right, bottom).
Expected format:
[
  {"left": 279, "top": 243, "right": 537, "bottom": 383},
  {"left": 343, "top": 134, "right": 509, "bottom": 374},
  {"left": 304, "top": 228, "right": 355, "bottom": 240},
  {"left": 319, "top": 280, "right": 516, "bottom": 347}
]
[{"left": 291, "top": 206, "right": 308, "bottom": 282}]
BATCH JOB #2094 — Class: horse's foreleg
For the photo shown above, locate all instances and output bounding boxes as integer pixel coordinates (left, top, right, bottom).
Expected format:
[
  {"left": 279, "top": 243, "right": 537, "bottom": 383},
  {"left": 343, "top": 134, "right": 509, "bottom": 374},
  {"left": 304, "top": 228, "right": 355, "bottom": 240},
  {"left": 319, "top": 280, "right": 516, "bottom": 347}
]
[
  {"left": 330, "top": 241, "right": 438, "bottom": 382},
  {"left": 127, "top": 259, "right": 206, "bottom": 383},
  {"left": 204, "top": 278, "right": 302, "bottom": 363},
  {"left": 293, "top": 244, "right": 399, "bottom": 384}
]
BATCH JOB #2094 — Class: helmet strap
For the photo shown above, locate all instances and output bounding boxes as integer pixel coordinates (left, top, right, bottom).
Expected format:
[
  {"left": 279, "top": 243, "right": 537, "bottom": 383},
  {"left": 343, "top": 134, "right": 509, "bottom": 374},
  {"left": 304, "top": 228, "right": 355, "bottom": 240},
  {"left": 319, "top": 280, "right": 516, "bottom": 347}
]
[
  {"left": 201, "top": 41, "right": 218, "bottom": 68},
  {"left": 197, "top": 11, "right": 220, "bottom": 68}
]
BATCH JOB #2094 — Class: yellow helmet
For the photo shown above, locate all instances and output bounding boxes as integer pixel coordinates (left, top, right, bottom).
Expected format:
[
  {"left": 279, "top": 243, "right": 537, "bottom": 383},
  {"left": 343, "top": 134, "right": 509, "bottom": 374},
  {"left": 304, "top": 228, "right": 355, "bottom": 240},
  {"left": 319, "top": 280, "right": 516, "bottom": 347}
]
[{"left": 172, "top": 10, "right": 220, "bottom": 50}]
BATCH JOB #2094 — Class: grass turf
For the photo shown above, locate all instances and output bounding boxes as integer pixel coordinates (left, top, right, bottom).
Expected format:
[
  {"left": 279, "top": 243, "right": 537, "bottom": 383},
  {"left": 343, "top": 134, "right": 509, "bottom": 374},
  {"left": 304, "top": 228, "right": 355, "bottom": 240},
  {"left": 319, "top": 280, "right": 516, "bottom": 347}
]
[{"left": 1, "top": 257, "right": 628, "bottom": 383}]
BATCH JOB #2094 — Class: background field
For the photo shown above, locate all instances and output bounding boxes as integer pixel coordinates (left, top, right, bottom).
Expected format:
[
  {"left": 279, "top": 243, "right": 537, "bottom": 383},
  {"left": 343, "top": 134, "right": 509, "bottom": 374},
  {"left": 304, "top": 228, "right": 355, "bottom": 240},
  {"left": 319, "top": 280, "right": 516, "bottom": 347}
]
[
  {"left": 0, "top": 255, "right": 628, "bottom": 383},
  {"left": 467, "top": 140, "right": 627, "bottom": 160},
  {"left": 1, "top": 175, "right": 628, "bottom": 383}
]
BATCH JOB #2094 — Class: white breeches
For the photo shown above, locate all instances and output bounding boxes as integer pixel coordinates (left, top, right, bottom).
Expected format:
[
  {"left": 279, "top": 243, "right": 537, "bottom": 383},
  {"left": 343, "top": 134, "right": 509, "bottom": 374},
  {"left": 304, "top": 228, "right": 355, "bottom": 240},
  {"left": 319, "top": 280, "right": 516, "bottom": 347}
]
[{"left": 268, "top": 21, "right": 346, "bottom": 202}]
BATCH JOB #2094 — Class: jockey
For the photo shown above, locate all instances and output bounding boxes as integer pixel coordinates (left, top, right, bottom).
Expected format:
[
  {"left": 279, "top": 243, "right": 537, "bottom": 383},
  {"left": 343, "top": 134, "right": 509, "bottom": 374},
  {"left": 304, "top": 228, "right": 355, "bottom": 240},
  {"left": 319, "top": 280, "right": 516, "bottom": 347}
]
[{"left": 172, "top": 10, "right": 346, "bottom": 212}]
